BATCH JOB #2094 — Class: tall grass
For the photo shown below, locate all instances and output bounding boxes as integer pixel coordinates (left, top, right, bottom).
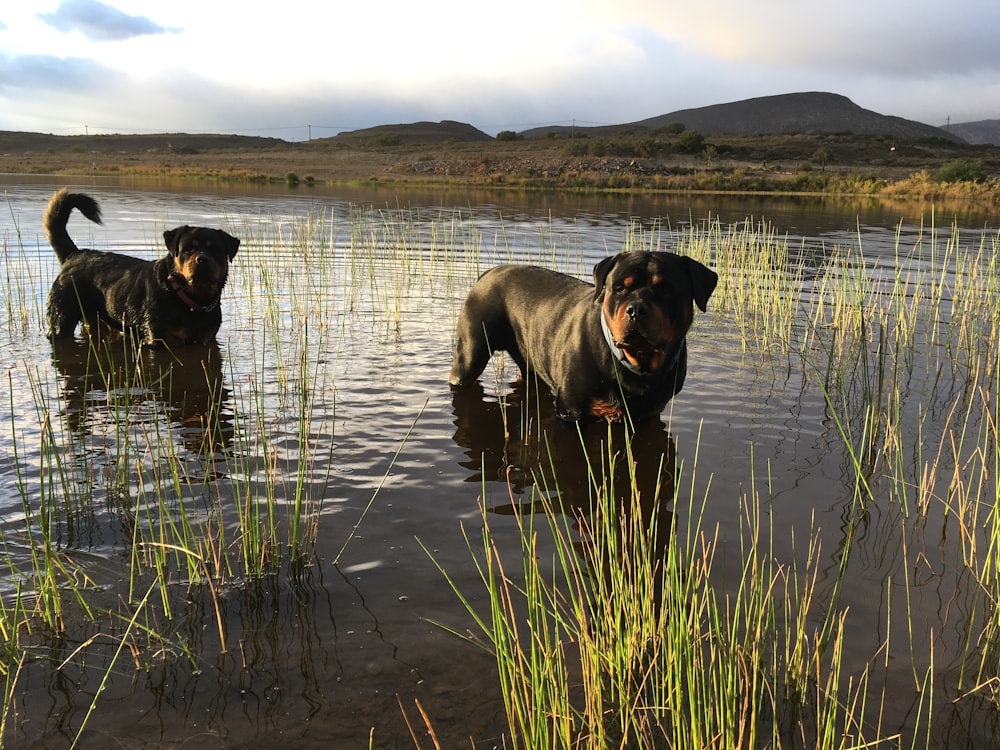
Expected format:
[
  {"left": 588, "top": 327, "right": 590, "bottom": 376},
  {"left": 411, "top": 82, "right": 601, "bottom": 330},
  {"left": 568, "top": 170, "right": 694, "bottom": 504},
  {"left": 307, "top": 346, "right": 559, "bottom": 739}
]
[
  {"left": 0, "top": 202, "right": 492, "bottom": 746},
  {"left": 430, "top": 216, "right": 1000, "bottom": 747},
  {"left": 432, "top": 422, "right": 896, "bottom": 747},
  {"left": 3, "top": 199, "right": 999, "bottom": 747}
]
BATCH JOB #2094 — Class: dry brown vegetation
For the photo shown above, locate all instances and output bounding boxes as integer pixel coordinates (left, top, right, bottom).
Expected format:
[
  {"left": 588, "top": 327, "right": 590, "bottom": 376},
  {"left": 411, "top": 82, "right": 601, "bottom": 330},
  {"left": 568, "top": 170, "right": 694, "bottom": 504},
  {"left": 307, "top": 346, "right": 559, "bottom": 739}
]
[{"left": 2, "top": 126, "right": 999, "bottom": 200}]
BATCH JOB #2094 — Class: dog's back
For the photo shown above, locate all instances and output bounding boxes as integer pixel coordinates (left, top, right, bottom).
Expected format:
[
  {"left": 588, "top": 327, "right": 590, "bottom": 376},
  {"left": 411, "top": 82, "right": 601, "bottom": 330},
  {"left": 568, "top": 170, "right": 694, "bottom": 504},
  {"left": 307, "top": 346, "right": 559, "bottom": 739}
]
[{"left": 44, "top": 189, "right": 103, "bottom": 264}]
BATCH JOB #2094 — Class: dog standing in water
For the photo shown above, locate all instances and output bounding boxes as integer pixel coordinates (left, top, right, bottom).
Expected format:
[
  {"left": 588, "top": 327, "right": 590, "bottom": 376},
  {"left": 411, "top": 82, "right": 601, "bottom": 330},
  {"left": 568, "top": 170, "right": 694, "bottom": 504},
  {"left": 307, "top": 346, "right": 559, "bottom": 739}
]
[
  {"left": 450, "top": 251, "right": 718, "bottom": 422},
  {"left": 44, "top": 189, "right": 240, "bottom": 347}
]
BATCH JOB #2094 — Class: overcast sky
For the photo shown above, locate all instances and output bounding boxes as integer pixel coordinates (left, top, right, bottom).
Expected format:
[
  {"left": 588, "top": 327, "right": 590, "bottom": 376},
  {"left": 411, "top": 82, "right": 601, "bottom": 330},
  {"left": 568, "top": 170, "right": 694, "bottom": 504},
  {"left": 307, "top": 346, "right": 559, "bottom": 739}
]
[{"left": 2, "top": 0, "right": 997, "bottom": 140}]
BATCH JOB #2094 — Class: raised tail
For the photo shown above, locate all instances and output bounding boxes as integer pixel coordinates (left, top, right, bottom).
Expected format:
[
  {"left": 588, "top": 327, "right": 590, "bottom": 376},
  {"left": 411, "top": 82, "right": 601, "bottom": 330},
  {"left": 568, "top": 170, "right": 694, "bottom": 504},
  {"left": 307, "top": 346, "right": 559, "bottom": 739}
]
[{"left": 43, "top": 189, "right": 103, "bottom": 264}]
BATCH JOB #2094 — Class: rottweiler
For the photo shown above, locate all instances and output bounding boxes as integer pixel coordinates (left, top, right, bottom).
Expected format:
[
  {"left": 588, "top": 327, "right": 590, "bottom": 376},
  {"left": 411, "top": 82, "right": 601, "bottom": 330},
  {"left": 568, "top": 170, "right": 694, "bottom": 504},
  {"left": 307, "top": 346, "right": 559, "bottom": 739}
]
[
  {"left": 449, "top": 251, "right": 718, "bottom": 422},
  {"left": 44, "top": 189, "right": 240, "bottom": 347}
]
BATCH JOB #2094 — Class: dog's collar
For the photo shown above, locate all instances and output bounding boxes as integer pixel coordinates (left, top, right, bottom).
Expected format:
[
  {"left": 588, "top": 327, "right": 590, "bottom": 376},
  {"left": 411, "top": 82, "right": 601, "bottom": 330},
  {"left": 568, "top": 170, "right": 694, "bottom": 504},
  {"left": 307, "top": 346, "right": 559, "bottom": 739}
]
[
  {"left": 601, "top": 310, "right": 685, "bottom": 377},
  {"left": 167, "top": 272, "right": 219, "bottom": 313}
]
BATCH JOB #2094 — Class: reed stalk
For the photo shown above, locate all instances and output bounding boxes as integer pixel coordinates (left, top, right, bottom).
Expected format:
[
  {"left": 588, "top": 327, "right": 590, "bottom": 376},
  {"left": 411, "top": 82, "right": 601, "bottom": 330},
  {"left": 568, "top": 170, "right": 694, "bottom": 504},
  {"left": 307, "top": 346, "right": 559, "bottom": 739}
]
[
  {"left": 431, "top": 212, "right": 1000, "bottom": 748},
  {"left": 432, "top": 420, "right": 888, "bottom": 747},
  {"left": 3, "top": 202, "right": 999, "bottom": 748}
]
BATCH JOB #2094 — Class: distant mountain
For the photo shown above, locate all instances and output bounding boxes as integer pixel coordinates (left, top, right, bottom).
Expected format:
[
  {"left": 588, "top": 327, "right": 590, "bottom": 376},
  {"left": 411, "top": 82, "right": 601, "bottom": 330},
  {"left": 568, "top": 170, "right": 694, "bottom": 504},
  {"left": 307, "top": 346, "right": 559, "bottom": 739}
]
[
  {"left": 946, "top": 119, "right": 1000, "bottom": 145},
  {"left": 521, "top": 92, "right": 964, "bottom": 143},
  {"left": 321, "top": 120, "right": 492, "bottom": 146},
  {"left": 0, "top": 130, "right": 287, "bottom": 153}
]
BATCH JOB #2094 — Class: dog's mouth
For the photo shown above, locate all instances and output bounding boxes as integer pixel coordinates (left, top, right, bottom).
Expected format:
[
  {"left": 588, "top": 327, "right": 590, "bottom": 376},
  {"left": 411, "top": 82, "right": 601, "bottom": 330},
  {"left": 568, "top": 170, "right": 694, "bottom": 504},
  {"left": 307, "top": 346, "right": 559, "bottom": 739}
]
[
  {"left": 171, "top": 270, "right": 214, "bottom": 294},
  {"left": 167, "top": 270, "right": 222, "bottom": 312},
  {"left": 177, "top": 255, "right": 226, "bottom": 286},
  {"left": 601, "top": 306, "right": 685, "bottom": 375},
  {"left": 616, "top": 332, "right": 667, "bottom": 372}
]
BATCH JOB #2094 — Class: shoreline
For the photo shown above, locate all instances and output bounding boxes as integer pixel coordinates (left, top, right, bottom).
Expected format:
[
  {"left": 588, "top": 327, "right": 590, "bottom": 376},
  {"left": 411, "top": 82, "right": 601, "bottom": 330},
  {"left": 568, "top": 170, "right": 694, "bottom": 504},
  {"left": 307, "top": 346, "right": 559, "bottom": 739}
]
[{"left": 2, "top": 136, "right": 998, "bottom": 203}]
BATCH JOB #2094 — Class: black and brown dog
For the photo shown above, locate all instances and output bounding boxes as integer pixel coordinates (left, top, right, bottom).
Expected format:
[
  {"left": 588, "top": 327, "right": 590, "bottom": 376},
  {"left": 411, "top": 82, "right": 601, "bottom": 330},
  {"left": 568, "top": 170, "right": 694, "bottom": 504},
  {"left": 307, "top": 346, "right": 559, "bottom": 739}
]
[
  {"left": 44, "top": 189, "right": 240, "bottom": 347},
  {"left": 449, "top": 251, "right": 718, "bottom": 422}
]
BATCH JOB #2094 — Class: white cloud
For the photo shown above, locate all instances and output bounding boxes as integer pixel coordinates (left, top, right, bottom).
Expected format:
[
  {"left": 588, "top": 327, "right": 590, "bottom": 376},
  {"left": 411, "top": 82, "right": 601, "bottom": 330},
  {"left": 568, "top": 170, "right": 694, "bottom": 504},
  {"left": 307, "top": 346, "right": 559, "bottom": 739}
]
[
  {"left": 0, "top": 0, "right": 997, "bottom": 135},
  {"left": 38, "top": 0, "right": 177, "bottom": 42}
]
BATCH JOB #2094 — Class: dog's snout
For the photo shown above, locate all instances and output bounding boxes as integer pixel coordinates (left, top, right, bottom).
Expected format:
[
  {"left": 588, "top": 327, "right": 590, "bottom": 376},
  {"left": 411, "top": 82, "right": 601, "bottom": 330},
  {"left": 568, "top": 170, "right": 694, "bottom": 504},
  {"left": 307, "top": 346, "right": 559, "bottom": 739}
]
[{"left": 625, "top": 300, "right": 647, "bottom": 320}]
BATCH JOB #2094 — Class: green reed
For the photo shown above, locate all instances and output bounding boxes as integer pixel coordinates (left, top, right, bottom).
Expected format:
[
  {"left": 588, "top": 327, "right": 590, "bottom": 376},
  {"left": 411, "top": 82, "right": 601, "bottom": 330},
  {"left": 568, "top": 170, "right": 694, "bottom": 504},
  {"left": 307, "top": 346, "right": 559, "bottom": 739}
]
[
  {"left": 431, "top": 423, "right": 884, "bottom": 748},
  {"left": 11, "top": 370, "right": 98, "bottom": 633},
  {"left": 427, "top": 214, "right": 1000, "bottom": 748},
  {"left": 1, "top": 196, "right": 37, "bottom": 335},
  {"left": 709, "top": 217, "right": 1000, "bottom": 736},
  {"left": 966, "top": 363, "right": 1000, "bottom": 703},
  {"left": 4, "top": 200, "right": 998, "bottom": 747},
  {"left": 0, "top": 206, "right": 353, "bottom": 742}
]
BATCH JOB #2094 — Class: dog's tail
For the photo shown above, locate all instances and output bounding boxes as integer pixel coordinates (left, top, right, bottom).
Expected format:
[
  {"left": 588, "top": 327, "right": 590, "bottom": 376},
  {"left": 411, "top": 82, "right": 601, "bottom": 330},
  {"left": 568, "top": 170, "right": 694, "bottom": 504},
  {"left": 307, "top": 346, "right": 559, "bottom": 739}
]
[{"left": 44, "top": 189, "right": 103, "bottom": 264}]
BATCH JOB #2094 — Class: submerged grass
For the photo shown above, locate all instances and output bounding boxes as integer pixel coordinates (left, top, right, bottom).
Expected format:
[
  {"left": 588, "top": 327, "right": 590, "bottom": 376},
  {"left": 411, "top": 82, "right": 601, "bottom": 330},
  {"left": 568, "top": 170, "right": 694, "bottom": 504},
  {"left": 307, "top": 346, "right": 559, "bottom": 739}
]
[
  {"left": 2, "top": 198, "right": 1000, "bottom": 747},
  {"left": 432, "top": 426, "right": 898, "bottom": 748},
  {"left": 428, "top": 216, "right": 1000, "bottom": 747},
  {"left": 0, "top": 202, "right": 488, "bottom": 746},
  {"left": 436, "top": 429, "right": 885, "bottom": 748}
]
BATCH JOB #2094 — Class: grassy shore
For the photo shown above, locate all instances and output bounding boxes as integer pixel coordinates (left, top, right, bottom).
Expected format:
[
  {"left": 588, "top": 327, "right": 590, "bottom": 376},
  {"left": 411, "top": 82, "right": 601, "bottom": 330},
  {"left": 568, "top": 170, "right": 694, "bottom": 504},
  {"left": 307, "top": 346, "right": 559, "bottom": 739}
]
[{"left": 2, "top": 129, "right": 999, "bottom": 201}]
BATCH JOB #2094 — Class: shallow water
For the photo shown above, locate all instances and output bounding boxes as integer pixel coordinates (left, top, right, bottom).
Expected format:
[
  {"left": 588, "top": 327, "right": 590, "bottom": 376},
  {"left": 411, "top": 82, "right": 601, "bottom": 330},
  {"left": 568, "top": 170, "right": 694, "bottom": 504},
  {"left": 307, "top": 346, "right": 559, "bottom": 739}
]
[{"left": 1, "top": 175, "right": 999, "bottom": 747}]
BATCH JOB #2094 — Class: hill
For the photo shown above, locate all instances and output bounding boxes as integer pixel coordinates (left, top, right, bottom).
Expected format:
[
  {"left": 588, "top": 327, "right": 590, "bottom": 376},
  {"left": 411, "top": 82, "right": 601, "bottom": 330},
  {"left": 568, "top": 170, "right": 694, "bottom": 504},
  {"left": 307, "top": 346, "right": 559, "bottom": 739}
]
[
  {"left": 0, "top": 130, "right": 289, "bottom": 155},
  {"left": 317, "top": 120, "right": 492, "bottom": 146},
  {"left": 520, "top": 92, "right": 962, "bottom": 143},
  {"left": 0, "top": 91, "right": 997, "bottom": 194},
  {"left": 947, "top": 119, "right": 1000, "bottom": 146}
]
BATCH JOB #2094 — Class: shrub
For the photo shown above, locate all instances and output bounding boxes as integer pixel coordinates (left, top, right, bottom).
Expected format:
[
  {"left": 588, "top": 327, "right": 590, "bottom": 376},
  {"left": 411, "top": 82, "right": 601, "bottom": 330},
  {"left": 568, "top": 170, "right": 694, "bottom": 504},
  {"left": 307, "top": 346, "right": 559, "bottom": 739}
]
[
  {"left": 368, "top": 134, "right": 401, "bottom": 148},
  {"left": 811, "top": 147, "right": 831, "bottom": 170},
  {"left": 562, "top": 141, "right": 582, "bottom": 157},
  {"left": 588, "top": 140, "right": 607, "bottom": 157},
  {"left": 495, "top": 130, "right": 521, "bottom": 141},
  {"left": 933, "top": 159, "right": 987, "bottom": 183},
  {"left": 634, "top": 138, "right": 662, "bottom": 158},
  {"left": 675, "top": 130, "right": 706, "bottom": 154},
  {"left": 656, "top": 122, "right": 686, "bottom": 135}
]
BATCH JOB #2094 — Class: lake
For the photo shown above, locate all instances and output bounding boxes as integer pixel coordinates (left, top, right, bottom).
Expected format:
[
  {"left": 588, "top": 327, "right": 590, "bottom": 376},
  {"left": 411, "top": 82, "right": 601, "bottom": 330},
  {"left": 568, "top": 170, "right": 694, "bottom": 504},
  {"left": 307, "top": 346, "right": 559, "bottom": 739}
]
[{"left": 1, "top": 174, "right": 998, "bottom": 748}]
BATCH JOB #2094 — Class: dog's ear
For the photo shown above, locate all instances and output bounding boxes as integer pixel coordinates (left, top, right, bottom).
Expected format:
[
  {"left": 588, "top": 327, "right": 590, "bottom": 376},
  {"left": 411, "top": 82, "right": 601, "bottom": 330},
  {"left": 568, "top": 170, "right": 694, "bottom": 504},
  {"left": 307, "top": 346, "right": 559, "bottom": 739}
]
[
  {"left": 592, "top": 253, "right": 622, "bottom": 300},
  {"left": 163, "top": 226, "right": 191, "bottom": 255},
  {"left": 219, "top": 231, "right": 240, "bottom": 261},
  {"left": 683, "top": 256, "right": 719, "bottom": 312}
]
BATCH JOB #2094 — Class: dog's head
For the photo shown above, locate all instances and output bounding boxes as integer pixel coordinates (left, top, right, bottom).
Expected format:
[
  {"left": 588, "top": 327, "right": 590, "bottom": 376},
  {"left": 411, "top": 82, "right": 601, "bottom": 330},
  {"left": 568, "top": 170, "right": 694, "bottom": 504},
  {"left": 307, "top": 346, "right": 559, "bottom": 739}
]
[
  {"left": 593, "top": 251, "right": 717, "bottom": 375},
  {"left": 162, "top": 226, "right": 240, "bottom": 305}
]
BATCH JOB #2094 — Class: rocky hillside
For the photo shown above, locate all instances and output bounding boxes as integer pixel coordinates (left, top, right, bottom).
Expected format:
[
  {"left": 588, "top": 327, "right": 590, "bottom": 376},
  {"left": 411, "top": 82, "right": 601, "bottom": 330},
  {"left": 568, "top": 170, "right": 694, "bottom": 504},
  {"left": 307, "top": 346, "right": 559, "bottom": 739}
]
[
  {"left": 521, "top": 92, "right": 962, "bottom": 143},
  {"left": 947, "top": 119, "right": 1000, "bottom": 145}
]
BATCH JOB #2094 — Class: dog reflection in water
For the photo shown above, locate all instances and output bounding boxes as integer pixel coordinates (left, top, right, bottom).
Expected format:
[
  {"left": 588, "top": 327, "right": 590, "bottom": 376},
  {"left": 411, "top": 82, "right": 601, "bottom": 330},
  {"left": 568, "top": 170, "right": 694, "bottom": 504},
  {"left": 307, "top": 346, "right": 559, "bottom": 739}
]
[
  {"left": 451, "top": 379, "right": 676, "bottom": 568},
  {"left": 50, "top": 337, "right": 233, "bottom": 462}
]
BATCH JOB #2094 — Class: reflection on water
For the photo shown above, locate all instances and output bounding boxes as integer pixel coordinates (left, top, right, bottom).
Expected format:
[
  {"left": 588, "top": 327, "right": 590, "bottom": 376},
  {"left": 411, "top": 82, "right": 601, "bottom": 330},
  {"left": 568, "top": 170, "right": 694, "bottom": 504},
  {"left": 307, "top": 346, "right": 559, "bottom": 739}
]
[
  {"left": 18, "top": 564, "right": 502, "bottom": 748},
  {"left": 452, "top": 378, "right": 674, "bottom": 533},
  {"left": 50, "top": 337, "right": 233, "bottom": 458},
  {"left": 42, "top": 337, "right": 233, "bottom": 554},
  {"left": 1, "top": 175, "right": 999, "bottom": 747},
  {"left": 452, "top": 377, "right": 677, "bottom": 607}
]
